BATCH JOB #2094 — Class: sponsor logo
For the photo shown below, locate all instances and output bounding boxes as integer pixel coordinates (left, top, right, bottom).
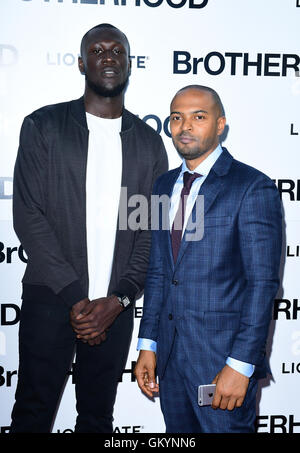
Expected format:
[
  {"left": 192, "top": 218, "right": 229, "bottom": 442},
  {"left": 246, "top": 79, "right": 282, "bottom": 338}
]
[
  {"left": 173, "top": 51, "right": 300, "bottom": 77},
  {"left": 0, "top": 301, "right": 142, "bottom": 327},
  {"left": 0, "top": 365, "right": 18, "bottom": 387},
  {"left": 287, "top": 245, "right": 300, "bottom": 257},
  {"left": 291, "top": 123, "right": 299, "bottom": 135},
  {"left": 256, "top": 415, "right": 300, "bottom": 433},
  {"left": 57, "top": 425, "right": 143, "bottom": 433},
  {"left": 64, "top": 360, "right": 138, "bottom": 385},
  {"left": 22, "top": 0, "right": 209, "bottom": 9},
  {"left": 273, "top": 179, "right": 300, "bottom": 201},
  {"left": 282, "top": 362, "right": 300, "bottom": 374},
  {"left": 0, "top": 242, "right": 27, "bottom": 264},
  {"left": 118, "top": 361, "right": 137, "bottom": 383},
  {"left": 0, "top": 304, "right": 20, "bottom": 326},
  {"left": 54, "top": 425, "right": 144, "bottom": 434},
  {"left": 47, "top": 52, "right": 148, "bottom": 68},
  {"left": 273, "top": 299, "right": 300, "bottom": 320},
  {"left": 141, "top": 114, "right": 171, "bottom": 137},
  {"left": 113, "top": 425, "right": 143, "bottom": 434},
  {"left": 65, "top": 361, "right": 139, "bottom": 385}
]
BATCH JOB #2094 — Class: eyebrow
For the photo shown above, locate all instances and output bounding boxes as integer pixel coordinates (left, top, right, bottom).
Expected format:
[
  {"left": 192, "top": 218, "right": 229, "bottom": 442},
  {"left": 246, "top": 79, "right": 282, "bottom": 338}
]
[
  {"left": 89, "top": 40, "right": 125, "bottom": 48},
  {"left": 170, "top": 109, "right": 208, "bottom": 115}
]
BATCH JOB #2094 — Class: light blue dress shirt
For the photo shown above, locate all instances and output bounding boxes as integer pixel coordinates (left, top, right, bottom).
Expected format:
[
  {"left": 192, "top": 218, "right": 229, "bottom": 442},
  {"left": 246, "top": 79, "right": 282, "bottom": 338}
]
[{"left": 137, "top": 145, "right": 254, "bottom": 378}]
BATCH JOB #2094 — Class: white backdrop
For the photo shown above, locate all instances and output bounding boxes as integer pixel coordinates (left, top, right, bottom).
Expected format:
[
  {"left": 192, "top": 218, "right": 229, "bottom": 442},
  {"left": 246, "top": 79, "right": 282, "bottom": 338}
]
[{"left": 0, "top": 0, "right": 300, "bottom": 434}]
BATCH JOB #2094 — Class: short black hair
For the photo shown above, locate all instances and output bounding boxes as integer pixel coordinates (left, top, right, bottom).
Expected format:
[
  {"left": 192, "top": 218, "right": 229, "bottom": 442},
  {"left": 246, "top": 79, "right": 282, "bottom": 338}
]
[
  {"left": 175, "top": 84, "right": 225, "bottom": 117},
  {"left": 80, "top": 23, "right": 130, "bottom": 56}
]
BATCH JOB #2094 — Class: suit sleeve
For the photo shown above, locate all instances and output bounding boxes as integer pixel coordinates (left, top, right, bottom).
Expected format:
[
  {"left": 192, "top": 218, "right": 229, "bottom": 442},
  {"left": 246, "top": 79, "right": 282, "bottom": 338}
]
[
  {"left": 137, "top": 176, "right": 166, "bottom": 341},
  {"left": 229, "top": 174, "right": 282, "bottom": 366},
  {"left": 13, "top": 116, "right": 86, "bottom": 307},
  {"left": 112, "top": 136, "right": 168, "bottom": 303}
]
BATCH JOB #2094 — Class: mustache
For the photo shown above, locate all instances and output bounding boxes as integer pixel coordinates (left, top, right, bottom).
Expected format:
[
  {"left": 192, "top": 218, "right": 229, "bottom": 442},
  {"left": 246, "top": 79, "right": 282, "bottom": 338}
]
[
  {"left": 178, "top": 131, "right": 194, "bottom": 137},
  {"left": 176, "top": 131, "right": 196, "bottom": 140}
]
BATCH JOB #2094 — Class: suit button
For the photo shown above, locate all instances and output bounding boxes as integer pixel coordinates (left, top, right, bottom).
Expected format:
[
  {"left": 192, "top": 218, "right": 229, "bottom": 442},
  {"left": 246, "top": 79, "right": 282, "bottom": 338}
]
[
  {"left": 172, "top": 279, "right": 178, "bottom": 285},
  {"left": 168, "top": 313, "right": 173, "bottom": 320}
]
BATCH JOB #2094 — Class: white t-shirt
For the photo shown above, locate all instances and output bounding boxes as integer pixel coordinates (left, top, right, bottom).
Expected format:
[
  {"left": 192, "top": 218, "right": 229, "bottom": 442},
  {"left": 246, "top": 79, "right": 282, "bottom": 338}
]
[{"left": 85, "top": 112, "right": 122, "bottom": 300}]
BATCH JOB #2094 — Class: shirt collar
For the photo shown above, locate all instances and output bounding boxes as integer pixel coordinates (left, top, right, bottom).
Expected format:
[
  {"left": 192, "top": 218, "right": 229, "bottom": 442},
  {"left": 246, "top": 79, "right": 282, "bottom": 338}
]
[{"left": 181, "top": 144, "right": 223, "bottom": 176}]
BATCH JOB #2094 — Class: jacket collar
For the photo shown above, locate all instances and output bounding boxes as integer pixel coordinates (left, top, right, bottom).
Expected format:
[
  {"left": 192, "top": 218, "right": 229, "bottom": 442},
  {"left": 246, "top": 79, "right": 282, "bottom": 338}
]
[
  {"left": 69, "top": 96, "right": 134, "bottom": 133},
  {"left": 164, "top": 146, "right": 233, "bottom": 195},
  {"left": 211, "top": 146, "right": 233, "bottom": 176}
]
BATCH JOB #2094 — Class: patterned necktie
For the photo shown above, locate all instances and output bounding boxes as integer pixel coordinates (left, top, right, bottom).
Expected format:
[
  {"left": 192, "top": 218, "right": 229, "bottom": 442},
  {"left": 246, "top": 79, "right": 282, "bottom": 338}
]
[{"left": 171, "top": 171, "right": 201, "bottom": 263}]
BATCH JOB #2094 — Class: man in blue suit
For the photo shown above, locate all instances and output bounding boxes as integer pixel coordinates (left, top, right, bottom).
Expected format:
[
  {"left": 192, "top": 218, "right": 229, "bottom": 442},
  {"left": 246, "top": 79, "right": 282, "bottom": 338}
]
[{"left": 134, "top": 85, "right": 282, "bottom": 433}]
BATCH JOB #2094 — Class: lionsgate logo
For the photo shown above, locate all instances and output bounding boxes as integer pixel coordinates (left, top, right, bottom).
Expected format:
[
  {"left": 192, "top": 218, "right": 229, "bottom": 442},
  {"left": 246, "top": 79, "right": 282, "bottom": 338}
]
[
  {"left": 22, "top": 0, "right": 209, "bottom": 8},
  {"left": 118, "top": 188, "right": 204, "bottom": 241}
]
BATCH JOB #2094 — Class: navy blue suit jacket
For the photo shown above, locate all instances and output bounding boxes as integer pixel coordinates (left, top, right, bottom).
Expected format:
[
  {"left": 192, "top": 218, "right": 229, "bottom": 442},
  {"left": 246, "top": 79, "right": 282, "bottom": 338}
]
[{"left": 138, "top": 148, "right": 282, "bottom": 384}]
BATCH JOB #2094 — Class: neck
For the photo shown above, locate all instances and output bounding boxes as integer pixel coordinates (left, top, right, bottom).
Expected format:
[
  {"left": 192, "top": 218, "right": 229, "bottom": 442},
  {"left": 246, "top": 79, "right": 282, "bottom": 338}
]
[
  {"left": 84, "top": 88, "right": 124, "bottom": 119},
  {"left": 185, "top": 147, "right": 216, "bottom": 171}
]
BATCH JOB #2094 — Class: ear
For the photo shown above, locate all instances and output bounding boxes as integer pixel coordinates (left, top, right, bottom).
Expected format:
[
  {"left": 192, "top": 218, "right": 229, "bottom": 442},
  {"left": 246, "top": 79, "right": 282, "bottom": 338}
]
[
  {"left": 217, "top": 116, "right": 226, "bottom": 136},
  {"left": 78, "top": 56, "right": 85, "bottom": 75}
]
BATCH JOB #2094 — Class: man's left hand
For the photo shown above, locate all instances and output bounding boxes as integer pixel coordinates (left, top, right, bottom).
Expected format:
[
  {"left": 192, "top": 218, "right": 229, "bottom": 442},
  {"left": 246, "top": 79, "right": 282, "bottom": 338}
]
[
  {"left": 71, "top": 295, "right": 123, "bottom": 343},
  {"left": 211, "top": 365, "right": 249, "bottom": 411}
]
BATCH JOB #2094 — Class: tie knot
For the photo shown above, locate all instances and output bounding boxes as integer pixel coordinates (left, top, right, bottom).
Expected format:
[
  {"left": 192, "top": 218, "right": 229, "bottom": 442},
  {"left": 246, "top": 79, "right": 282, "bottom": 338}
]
[{"left": 183, "top": 171, "right": 201, "bottom": 192}]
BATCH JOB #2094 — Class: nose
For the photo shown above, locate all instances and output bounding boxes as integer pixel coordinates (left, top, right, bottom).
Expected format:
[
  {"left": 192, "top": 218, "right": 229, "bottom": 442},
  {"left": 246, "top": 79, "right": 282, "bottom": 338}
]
[
  {"left": 102, "top": 49, "right": 116, "bottom": 64},
  {"left": 181, "top": 118, "right": 192, "bottom": 131}
]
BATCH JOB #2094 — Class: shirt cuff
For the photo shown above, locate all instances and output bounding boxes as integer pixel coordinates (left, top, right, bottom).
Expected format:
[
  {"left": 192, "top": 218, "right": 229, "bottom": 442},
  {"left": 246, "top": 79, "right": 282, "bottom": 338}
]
[
  {"left": 137, "top": 338, "right": 157, "bottom": 353},
  {"left": 226, "top": 357, "right": 255, "bottom": 378}
]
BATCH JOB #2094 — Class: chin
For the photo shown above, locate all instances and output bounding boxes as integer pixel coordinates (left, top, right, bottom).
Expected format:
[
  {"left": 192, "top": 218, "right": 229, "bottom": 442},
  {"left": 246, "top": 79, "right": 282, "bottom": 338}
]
[
  {"left": 176, "top": 146, "right": 205, "bottom": 161},
  {"left": 86, "top": 75, "right": 129, "bottom": 98}
]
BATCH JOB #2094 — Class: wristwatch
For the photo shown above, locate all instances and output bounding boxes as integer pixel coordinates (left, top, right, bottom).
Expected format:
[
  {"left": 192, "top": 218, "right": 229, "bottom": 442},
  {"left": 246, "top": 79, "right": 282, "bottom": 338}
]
[{"left": 116, "top": 294, "right": 131, "bottom": 309}]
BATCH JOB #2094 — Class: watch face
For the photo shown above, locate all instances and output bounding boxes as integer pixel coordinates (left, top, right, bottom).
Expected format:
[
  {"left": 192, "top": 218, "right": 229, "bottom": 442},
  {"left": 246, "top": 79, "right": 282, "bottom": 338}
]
[
  {"left": 117, "top": 295, "right": 130, "bottom": 308},
  {"left": 122, "top": 296, "right": 130, "bottom": 307}
]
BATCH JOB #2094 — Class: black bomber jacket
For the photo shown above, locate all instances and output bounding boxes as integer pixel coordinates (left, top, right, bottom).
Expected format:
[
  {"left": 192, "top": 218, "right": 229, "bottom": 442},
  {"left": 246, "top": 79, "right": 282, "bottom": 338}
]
[{"left": 13, "top": 97, "right": 168, "bottom": 308}]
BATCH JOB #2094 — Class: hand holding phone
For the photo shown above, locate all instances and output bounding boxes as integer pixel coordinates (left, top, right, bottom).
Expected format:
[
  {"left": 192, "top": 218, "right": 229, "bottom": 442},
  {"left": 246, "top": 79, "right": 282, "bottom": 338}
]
[{"left": 198, "top": 384, "right": 216, "bottom": 406}]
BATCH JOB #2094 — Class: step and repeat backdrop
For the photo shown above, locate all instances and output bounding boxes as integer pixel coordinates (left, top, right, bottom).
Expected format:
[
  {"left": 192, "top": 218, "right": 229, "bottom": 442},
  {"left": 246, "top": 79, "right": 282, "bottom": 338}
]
[{"left": 0, "top": 0, "right": 300, "bottom": 434}]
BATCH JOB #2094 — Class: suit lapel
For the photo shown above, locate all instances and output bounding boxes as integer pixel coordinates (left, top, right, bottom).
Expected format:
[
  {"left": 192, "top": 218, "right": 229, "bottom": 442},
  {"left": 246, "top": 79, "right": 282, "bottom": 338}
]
[
  {"left": 174, "top": 148, "right": 233, "bottom": 269},
  {"left": 160, "top": 166, "right": 182, "bottom": 271}
]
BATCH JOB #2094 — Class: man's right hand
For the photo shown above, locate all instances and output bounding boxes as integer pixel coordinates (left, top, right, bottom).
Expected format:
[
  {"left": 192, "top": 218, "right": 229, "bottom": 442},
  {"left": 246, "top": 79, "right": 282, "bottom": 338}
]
[
  {"left": 70, "top": 298, "right": 90, "bottom": 341},
  {"left": 134, "top": 350, "right": 159, "bottom": 398},
  {"left": 70, "top": 297, "right": 90, "bottom": 320},
  {"left": 70, "top": 298, "right": 108, "bottom": 346}
]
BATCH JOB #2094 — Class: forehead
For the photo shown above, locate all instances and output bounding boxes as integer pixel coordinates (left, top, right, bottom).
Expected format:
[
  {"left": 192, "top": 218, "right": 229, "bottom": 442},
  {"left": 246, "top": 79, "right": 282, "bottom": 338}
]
[
  {"left": 84, "top": 28, "right": 128, "bottom": 51},
  {"left": 171, "top": 89, "right": 215, "bottom": 112}
]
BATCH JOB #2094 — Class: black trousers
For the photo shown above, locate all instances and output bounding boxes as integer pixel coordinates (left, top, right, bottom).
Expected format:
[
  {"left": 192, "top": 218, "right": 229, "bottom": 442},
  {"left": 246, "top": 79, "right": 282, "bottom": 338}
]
[{"left": 10, "top": 285, "right": 134, "bottom": 433}]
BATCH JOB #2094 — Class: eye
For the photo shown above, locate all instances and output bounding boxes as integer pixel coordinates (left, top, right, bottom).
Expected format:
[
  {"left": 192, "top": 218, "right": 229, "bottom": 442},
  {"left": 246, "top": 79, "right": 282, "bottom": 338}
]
[
  {"left": 92, "top": 48, "right": 103, "bottom": 55},
  {"left": 113, "top": 48, "right": 122, "bottom": 55},
  {"left": 195, "top": 114, "right": 205, "bottom": 120},
  {"left": 171, "top": 115, "right": 181, "bottom": 121}
]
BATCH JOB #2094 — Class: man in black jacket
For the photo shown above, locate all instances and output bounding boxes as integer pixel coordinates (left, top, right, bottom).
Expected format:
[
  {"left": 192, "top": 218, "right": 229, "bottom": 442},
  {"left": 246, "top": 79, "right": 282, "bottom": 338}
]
[{"left": 10, "top": 23, "right": 168, "bottom": 433}]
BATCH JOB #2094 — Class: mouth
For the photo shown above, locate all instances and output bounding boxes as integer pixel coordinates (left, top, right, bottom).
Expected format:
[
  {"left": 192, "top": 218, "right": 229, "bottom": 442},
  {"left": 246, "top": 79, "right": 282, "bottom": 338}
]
[
  {"left": 101, "top": 67, "right": 119, "bottom": 77},
  {"left": 178, "top": 134, "right": 195, "bottom": 144}
]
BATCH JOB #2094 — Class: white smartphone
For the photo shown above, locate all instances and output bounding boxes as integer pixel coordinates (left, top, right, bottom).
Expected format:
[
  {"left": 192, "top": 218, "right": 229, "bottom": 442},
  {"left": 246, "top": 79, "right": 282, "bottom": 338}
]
[{"left": 198, "top": 384, "right": 216, "bottom": 406}]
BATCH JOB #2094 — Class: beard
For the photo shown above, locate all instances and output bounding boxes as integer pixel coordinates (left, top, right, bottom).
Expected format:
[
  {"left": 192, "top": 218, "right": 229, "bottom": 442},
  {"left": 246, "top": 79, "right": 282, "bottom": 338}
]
[
  {"left": 173, "top": 133, "right": 217, "bottom": 161},
  {"left": 173, "top": 141, "right": 209, "bottom": 161},
  {"left": 85, "top": 74, "right": 129, "bottom": 98}
]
